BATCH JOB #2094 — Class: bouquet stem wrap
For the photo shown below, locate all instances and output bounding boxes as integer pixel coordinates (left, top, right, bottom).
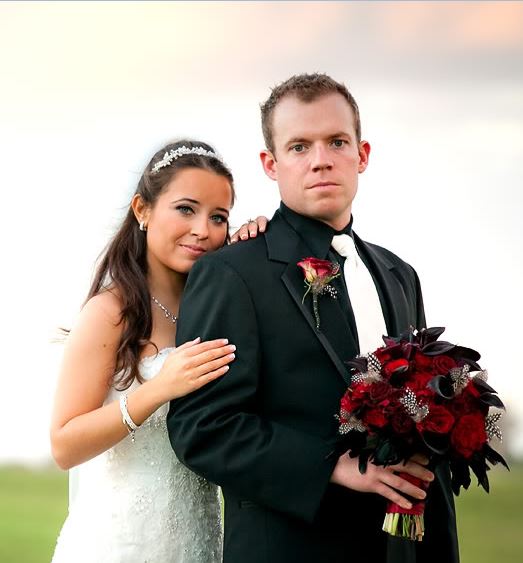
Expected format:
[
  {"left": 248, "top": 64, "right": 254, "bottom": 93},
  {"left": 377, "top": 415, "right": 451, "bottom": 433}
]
[{"left": 382, "top": 472, "right": 425, "bottom": 541}]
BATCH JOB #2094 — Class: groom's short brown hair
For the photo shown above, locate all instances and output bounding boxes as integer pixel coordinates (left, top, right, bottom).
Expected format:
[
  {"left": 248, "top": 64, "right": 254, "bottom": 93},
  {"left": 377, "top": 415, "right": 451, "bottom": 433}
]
[{"left": 260, "top": 73, "right": 361, "bottom": 154}]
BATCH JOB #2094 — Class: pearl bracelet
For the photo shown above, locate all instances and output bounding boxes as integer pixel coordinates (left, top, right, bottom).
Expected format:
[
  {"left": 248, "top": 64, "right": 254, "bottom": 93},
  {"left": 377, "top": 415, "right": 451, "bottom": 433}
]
[{"left": 119, "top": 394, "right": 140, "bottom": 443}]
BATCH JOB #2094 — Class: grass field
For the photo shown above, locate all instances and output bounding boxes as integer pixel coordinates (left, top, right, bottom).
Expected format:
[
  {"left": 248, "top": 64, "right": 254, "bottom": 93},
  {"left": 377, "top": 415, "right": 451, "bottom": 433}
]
[
  {"left": 1, "top": 463, "right": 522, "bottom": 562},
  {"left": 0, "top": 465, "right": 68, "bottom": 563}
]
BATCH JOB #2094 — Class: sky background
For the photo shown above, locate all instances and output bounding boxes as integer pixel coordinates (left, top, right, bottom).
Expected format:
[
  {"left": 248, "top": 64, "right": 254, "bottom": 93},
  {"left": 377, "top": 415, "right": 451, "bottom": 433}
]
[{"left": 0, "top": 1, "right": 521, "bottom": 464}]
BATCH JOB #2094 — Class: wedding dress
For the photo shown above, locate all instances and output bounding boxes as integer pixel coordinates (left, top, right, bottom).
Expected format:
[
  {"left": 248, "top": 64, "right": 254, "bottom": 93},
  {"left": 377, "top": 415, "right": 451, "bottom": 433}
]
[{"left": 51, "top": 348, "right": 222, "bottom": 562}]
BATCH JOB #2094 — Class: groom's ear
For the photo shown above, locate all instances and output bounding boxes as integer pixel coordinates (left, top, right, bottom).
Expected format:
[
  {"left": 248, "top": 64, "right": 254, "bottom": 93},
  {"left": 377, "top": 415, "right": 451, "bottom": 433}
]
[{"left": 260, "top": 150, "right": 278, "bottom": 181}]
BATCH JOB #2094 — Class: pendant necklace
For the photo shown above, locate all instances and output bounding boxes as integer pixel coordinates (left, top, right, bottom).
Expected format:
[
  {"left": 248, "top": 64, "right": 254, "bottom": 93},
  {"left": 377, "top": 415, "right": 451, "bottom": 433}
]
[{"left": 151, "top": 296, "right": 178, "bottom": 324}]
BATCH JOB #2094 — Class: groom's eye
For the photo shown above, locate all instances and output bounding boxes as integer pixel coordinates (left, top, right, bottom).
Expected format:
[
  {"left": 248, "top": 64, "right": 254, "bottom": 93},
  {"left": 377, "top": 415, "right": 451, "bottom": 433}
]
[{"left": 291, "top": 144, "right": 305, "bottom": 153}]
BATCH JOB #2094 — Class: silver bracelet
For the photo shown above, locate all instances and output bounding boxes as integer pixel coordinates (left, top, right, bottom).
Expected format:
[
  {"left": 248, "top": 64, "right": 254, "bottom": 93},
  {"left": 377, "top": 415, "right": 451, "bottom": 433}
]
[{"left": 119, "top": 394, "right": 139, "bottom": 442}]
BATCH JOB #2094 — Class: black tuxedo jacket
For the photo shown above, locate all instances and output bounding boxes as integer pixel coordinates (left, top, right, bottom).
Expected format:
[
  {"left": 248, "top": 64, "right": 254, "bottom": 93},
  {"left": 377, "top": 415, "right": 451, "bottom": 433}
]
[{"left": 167, "top": 209, "right": 459, "bottom": 563}]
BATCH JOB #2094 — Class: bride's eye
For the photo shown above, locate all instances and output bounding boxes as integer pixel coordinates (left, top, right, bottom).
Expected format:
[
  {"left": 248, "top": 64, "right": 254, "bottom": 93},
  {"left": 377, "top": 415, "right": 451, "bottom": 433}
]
[
  {"left": 176, "top": 205, "right": 194, "bottom": 215},
  {"left": 210, "top": 214, "right": 228, "bottom": 224}
]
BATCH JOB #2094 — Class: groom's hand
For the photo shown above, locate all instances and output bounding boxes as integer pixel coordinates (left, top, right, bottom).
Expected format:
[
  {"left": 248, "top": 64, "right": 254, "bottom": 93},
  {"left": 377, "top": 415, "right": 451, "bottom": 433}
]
[{"left": 330, "top": 453, "right": 434, "bottom": 509}]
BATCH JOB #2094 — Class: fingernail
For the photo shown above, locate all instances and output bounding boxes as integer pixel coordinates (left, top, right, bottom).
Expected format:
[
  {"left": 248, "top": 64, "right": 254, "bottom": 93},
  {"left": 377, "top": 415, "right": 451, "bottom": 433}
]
[
  {"left": 229, "top": 345, "right": 236, "bottom": 351},
  {"left": 194, "top": 337, "right": 201, "bottom": 342},
  {"left": 228, "top": 353, "right": 236, "bottom": 359},
  {"left": 240, "top": 234, "right": 248, "bottom": 240},
  {"left": 404, "top": 501, "right": 412, "bottom": 509},
  {"left": 221, "top": 339, "right": 229, "bottom": 344}
]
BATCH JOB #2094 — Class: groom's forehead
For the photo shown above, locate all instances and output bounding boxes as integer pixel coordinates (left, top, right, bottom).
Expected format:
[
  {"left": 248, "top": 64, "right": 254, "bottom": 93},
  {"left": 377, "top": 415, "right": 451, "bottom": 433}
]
[{"left": 271, "top": 94, "right": 357, "bottom": 142}]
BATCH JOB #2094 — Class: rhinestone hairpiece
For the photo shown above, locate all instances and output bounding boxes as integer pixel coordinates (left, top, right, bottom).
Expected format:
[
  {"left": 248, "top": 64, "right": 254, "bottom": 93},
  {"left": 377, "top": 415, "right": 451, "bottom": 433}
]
[{"left": 151, "top": 145, "right": 220, "bottom": 174}]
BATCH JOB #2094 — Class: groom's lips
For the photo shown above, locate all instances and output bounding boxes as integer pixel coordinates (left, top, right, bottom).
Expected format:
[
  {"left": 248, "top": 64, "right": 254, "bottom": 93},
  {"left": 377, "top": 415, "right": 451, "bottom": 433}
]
[
  {"left": 180, "top": 244, "right": 207, "bottom": 257},
  {"left": 308, "top": 181, "right": 340, "bottom": 189}
]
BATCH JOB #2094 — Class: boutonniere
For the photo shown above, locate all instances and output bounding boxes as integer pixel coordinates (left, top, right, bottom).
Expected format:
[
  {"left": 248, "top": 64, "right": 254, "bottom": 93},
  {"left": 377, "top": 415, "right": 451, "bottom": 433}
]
[{"left": 297, "top": 258, "right": 340, "bottom": 330}]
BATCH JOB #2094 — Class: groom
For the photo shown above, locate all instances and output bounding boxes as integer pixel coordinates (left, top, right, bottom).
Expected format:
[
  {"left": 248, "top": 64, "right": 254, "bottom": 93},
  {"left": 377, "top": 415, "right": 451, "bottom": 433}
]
[{"left": 167, "top": 73, "right": 459, "bottom": 562}]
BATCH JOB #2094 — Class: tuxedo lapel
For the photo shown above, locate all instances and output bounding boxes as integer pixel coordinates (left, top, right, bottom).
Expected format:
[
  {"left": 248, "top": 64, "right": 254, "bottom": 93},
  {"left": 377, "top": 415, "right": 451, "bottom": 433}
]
[
  {"left": 267, "top": 213, "right": 355, "bottom": 386},
  {"left": 354, "top": 233, "right": 412, "bottom": 337}
]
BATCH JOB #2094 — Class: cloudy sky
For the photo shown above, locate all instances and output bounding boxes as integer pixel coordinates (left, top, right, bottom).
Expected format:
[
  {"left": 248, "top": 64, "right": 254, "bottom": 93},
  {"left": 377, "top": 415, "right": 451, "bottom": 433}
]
[{"left": 1, "top": 1, "right": 521, "bottom": 463}]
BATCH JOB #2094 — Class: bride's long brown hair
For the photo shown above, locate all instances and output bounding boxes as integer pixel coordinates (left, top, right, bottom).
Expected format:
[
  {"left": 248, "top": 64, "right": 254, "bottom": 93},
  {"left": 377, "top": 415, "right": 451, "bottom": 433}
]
[{"left": 87, "top": 140, "right": 235, "bottom": 390}]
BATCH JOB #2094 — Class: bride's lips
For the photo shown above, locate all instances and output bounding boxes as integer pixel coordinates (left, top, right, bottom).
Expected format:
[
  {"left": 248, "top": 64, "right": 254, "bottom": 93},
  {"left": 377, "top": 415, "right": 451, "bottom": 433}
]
[{"left": 180, "top": 244, "right": 207, "bottom": 257}]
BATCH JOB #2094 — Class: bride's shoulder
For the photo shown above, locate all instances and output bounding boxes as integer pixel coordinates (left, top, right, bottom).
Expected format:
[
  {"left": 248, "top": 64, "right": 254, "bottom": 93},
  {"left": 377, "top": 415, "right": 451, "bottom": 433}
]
[
  {"left": 86, "top": 287, "right": 121, "bottom": 312},
  {"left": 62, "top": 289, "right": 125, "bottom": 378},
  {"left": 75, "top": 288, "right": 124, "bottom": 335}
]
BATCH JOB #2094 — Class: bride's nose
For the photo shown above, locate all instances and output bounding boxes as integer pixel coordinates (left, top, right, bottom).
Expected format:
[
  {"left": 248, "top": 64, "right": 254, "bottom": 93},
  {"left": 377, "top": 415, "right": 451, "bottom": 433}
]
[{"left": 191, "top": 216, "right": 209, "bottom": 240}]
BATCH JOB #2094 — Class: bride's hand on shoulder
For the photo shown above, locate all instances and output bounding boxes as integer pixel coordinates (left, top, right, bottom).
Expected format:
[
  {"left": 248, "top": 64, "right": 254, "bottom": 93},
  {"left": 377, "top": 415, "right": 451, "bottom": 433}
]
[
  {"left": 150, "top": 338, "right": 236, "bottom": 403},
  {"left": 230, "top": 216, "right": 268, "bottom": 243}
]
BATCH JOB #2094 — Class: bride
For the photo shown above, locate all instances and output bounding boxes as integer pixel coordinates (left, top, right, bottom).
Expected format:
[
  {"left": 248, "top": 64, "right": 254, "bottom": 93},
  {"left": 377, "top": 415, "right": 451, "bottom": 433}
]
[{"left": 50, "top": 140, "right": 265, "bottom": 562}]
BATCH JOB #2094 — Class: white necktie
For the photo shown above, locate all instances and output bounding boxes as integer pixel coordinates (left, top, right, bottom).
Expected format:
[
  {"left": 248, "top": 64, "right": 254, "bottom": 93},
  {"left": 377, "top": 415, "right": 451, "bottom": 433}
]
[{"left": 331, "top": 234, "right": 387, "bottom": 355}]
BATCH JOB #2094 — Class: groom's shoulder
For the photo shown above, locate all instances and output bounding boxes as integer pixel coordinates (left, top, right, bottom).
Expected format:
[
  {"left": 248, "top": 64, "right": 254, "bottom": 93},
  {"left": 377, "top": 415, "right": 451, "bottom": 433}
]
[
  {"left": 219, "top": 234, "right": 268, "bottom": 261},
  {"left": 197, "top": 235, "right": 269, "bottom": 274},
  {"left": 202, "top": 210, "right": 287, "bottom": 269}
]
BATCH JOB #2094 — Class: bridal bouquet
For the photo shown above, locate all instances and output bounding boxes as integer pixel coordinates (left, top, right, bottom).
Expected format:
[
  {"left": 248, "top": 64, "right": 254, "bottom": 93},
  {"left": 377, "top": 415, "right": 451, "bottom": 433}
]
[{"left": 337, "top": 327, "right": 508, "bottom": 541}]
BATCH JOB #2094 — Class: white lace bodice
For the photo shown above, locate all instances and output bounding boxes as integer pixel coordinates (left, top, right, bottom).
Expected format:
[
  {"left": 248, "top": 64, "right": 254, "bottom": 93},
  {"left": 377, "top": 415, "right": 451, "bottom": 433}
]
[{"left": 52, "top": 348, "right": 222, "bottom": 563}]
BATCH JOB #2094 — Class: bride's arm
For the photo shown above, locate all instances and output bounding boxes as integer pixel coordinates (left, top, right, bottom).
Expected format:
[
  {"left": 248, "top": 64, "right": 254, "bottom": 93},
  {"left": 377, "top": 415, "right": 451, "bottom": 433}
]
[{"left": 50, "top": 291, "right": 235, "bottom": 470}]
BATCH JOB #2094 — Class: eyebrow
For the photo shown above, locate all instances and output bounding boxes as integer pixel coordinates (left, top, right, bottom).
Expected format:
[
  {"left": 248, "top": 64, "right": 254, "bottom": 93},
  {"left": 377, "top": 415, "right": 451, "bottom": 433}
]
[
  {"left": 285, "top": 131, "right": 353, "bottom": 146},
  {"left": 171, "top": 198, "right": 229, "bottom": 214},
  {"left": 328, "top": 131, "right": 353, "bottom": 139},
  {"left": 285, "top": 137, "right": 308, "bottom": 146}
]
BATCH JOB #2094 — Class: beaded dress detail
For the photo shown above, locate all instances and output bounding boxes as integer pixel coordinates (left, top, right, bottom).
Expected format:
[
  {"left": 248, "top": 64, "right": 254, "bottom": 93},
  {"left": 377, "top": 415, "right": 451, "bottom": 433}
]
[{"left": 51, "top": 348, "right": 222, "bottom": 563}]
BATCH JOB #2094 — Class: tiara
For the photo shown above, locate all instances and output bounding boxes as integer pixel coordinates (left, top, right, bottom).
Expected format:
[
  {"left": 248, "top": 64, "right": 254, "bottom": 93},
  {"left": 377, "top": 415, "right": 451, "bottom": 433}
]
[{"left": 151, "top": 145, "right": 220, "bottom": 174}]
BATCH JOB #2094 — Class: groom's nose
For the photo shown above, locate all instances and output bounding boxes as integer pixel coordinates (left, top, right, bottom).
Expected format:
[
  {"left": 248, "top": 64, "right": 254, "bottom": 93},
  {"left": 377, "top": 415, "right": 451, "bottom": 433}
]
[{"left": 311, "top": 143, "right": 334, "bottom": 172}]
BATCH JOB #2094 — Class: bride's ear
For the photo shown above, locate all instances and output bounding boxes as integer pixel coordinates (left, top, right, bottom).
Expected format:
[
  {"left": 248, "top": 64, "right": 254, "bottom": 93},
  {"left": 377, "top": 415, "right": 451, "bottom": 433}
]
[{"left": 131, "top": 195, "right": 150, "bottom": 228}]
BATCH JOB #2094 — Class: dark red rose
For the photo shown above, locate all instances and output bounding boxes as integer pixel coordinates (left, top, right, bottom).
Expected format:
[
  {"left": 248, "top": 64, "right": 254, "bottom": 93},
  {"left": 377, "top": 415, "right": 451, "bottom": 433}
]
[
  {"left": 363, "top": 408, "right": 388, "bottom": 429},
  {"left": 449, "top": 392, "right": 478, "bottom": 417},
  {"left": 390, "top": 405, "right": 415, "bottom": 435},
  {"left": 432, "top": 355, "right": 457, "bottom": 375},
  {"left": 350, "top": 383, "right": 370, "bottom": 405},
  {"left": 415, "top": 388, "right": 434, "bottom": 404},
  {"left": 421, "top": 405, "right": 455, "bottom": 434},
  {"left": 408, "top": 371, "right": 433, "bottom": 392},
  {"left": 450, "top": 413, "right": 487, "bottom": 458},
  {"left": 384, "top": 358, "right": 409, "bottom": 378},
  {"left": 369, "top": 381, "right": 392, "bottom": 403},
  {"left": 460, "top": 383, "right": 489, "bottom": 416},
  {"left": 340, "top": 393, "right": 354, "bottom": 415},
  {"left": 375, "top": 348, "right": 392, "bottom": 364},
  {"left": 414, "top": 352, "right": 433, "bottom": 371}
]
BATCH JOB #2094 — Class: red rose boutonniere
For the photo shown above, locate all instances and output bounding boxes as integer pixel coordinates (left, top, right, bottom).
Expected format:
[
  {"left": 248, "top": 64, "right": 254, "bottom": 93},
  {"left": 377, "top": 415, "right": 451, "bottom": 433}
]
[{"left": 297, "top": 257, "right": 340, "bottom": 329}]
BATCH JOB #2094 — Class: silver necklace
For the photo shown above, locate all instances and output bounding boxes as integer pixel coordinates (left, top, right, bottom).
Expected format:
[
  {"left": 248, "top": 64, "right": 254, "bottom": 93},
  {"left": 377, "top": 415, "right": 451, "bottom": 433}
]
[{"left": 151, "top": 296, "right": 178, "bottom": 324}]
